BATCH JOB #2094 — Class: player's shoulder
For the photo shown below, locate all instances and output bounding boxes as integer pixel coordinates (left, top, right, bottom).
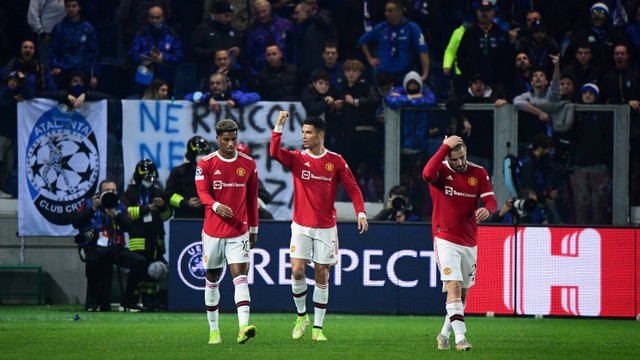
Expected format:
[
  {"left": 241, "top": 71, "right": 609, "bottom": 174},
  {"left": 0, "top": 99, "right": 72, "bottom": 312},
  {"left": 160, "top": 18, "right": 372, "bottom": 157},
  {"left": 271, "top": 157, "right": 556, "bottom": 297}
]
[
  {"left": 466, "top": 161, "right": 490, "bottom": 177},
  {"left": 237, "top": 152, "right": 257, "bottom": 169}
]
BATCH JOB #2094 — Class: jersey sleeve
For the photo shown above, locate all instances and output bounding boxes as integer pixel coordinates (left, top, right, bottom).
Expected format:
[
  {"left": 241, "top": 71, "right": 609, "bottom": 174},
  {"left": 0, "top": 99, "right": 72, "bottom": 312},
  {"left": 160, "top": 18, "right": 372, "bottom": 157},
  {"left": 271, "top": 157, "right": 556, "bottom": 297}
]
[
  {"left": 270, "top": 128, "right": 295, "bottom": 168},
  {"left": 246, "top": 164, "right": 259, "bottom": 232},
  {"left": 479, "top": 168, "right": 498, "bottom": 214},
  {"left": 195, "top": 158, "right": 215, "bottom": 208},
  {"left": 422, "top": 144, "right": 449, "bottom": 183},
  {"left": 339, "top": 159, "right": 366, "bottom": 216}
]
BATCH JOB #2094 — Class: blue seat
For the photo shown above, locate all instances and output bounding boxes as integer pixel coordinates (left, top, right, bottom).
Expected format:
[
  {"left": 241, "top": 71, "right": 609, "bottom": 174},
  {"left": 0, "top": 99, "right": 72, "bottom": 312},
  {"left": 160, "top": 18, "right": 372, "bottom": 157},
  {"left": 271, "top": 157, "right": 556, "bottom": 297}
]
[{"left": 172, "top": 63, "right": 198, "bottom": 99}]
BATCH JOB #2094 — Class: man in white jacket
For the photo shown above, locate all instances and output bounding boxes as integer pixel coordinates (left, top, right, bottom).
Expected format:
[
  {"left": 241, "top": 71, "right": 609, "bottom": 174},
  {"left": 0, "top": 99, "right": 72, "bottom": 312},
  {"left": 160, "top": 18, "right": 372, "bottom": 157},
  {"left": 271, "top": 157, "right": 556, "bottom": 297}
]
[{"left": 27, "top": 0, "right": 66, "bottom": 67}]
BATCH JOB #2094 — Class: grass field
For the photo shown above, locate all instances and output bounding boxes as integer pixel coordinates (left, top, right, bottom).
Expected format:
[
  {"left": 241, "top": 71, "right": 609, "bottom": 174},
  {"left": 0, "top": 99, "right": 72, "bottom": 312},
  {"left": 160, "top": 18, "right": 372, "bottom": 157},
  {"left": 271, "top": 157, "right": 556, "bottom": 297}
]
[{"left": 1, "top": 305, "right": 639, "bottom": 359}]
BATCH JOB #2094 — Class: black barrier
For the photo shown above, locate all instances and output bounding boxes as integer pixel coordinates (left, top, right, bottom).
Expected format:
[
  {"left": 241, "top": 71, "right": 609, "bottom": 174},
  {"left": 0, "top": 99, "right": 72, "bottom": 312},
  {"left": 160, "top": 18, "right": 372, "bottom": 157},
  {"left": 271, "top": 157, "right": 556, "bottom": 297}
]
[{"left": 168, "top": 220, "right": 445, "bottom": 314}]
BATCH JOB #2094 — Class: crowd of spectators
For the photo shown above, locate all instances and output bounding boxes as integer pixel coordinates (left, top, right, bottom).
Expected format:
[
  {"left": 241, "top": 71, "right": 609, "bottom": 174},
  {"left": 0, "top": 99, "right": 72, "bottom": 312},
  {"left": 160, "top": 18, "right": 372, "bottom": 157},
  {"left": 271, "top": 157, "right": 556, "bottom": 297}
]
[{"left": 1, "top": 0, "right": 639, "bottom": 225}]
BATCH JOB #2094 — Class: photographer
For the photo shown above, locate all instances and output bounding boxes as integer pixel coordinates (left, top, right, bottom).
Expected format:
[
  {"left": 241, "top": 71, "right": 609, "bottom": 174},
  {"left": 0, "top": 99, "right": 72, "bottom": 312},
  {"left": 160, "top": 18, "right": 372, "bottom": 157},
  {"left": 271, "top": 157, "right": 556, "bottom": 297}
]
[
  {"left": 72, "top": 179, "right": 147, "bottom": 312},
  {"left": 488, "top": 188, "right": 547, "bottom": 224},
  {"left": 373, "top": 185, "right": 423, "bottom": 222}
]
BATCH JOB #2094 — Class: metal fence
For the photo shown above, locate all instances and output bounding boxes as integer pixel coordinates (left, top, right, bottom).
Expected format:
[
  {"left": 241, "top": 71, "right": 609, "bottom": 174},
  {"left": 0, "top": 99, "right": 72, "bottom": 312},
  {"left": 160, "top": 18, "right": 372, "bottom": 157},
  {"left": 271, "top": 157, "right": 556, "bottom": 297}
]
[{"left": 384, "top": 104, "right": 630, "bottom": 225}]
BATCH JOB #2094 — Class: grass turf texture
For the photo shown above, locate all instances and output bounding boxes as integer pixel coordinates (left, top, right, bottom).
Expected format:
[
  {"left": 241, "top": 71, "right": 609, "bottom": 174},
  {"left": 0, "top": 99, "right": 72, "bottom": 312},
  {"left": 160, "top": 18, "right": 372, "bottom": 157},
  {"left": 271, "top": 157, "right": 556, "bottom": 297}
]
[{"left": 1, "top": 306, "right": 639, "bottom": 359}]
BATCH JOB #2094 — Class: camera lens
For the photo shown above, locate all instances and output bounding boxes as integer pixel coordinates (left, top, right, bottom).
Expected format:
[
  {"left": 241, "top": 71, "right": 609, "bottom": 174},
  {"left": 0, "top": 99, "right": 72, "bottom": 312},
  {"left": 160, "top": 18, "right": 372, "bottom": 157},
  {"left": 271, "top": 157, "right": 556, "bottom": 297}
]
[
  {"left": 100, "top": 191, "right": 119, "bottom": 209},
  {"left": 513, "top": 198, "right": 536, "bottom": 214},
  {"left": 391, "top": 197, "right": 407, "bottom": 212}
]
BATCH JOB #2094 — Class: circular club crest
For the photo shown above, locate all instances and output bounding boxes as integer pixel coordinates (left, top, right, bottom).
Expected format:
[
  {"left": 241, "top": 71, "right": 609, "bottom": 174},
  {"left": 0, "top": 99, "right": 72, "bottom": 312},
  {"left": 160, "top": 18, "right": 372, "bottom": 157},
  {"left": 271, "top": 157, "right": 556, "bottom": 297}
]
[
  {"left": 468, "top": 177, "right": 478, "bottom": 186},
  {"left": 236, "top": 167, "right": 246, "bottom": 177},
  {"left": 177, "top": 241, "right": 226, "bottom": 290},
  {"left": 325, "top": 163, "right": 335, "bottom": 172},
  {"left": 25, "top": 107, "right": 99, "bottom": 225}
]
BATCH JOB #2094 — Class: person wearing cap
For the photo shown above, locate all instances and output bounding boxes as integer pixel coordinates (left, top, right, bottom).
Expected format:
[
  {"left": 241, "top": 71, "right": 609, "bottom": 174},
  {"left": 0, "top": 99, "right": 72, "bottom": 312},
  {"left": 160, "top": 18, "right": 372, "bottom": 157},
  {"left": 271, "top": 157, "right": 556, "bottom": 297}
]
[
  {"left": 445, "top": 73, "right": 507, "bottom": 175},
  {"left": 566, "top": 2, "right": 627, "bottom": 71},
  {"left": 192, "top": 0, "right": 240, "bottom": 86},
  {"left": 120, "top": 159, "right": 172, "bottom": 310},
  {"left": 570, "top": 82, "right": 612, "bottom": 225},
  {"left": 456, "top": 0, "right": 515, "bottom": 97},
  {"left": 517, "top": 19, "right": 559, "bottom": 79},
  {"left": 359, "top": 0, "right": 430, "bottom": 85}
]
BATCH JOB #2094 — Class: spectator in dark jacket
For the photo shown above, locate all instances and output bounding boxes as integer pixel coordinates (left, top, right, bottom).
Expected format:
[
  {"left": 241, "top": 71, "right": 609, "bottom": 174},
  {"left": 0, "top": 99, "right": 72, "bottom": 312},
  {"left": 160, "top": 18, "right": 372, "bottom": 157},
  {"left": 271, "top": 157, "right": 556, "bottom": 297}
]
[
  {"left": 256, "top": 44, "right": 303, "bottom": 101},
  {"left": 48, "top": 0, "right": 99, "bottom": 90},
  {"left": 301, "top": 71, "right": 344, "bottom": 152},
  {"left": 191, "top": 0, "right": 240, "bottom": 85},
  {"left": 129, "top": 6, "right": 183, "bottom": 90},
  {"left": 446, "top": 74, "right": 507, "bottom": 175},
  {"left": 1, "top": 39, "right": 56, "bottom": 95},
  {"left": 241, "top": 0, "right": 294, "bottom": 77},
  {"left": 340, "top": 59, "right": 382, "bottom": 187},
  {"left": 291, "top": 1, "right": 336, "bottom": 78},
  {"left": 456, "top": 0, "right": 514, "bottom": 98},
  {"left": 0, "top": 71, "right": 34, "bottom": 198}
]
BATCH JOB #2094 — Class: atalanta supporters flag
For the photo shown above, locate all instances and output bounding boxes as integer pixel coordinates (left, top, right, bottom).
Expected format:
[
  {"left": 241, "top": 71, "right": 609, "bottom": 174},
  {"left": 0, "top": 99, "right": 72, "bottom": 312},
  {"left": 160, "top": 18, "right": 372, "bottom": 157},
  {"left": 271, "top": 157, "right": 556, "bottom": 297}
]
[{"left": 18, "top": 99, "right": 107, "bottom": 236}]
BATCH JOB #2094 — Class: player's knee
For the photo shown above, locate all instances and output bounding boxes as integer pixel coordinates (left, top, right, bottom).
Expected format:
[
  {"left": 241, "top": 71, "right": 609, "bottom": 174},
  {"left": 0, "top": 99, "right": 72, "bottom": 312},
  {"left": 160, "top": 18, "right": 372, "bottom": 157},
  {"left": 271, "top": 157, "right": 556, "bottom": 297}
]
[{"left": 291, "top": 268, "right": 306, "bottom": 281}]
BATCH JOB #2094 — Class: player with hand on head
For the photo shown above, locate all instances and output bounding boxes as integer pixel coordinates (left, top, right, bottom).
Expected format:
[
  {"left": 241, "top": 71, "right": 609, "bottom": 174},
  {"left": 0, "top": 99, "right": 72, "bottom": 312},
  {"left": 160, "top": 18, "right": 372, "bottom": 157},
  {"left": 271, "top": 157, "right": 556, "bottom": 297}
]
[
  {"left": 195, "top": 119, "right": 259, "bottom": 345},
  {"left": 270, "top": 111, "right": 368, "bottom": 341},
  {"left": 422, "top": 135, "right": 497, "bottom": 351}
]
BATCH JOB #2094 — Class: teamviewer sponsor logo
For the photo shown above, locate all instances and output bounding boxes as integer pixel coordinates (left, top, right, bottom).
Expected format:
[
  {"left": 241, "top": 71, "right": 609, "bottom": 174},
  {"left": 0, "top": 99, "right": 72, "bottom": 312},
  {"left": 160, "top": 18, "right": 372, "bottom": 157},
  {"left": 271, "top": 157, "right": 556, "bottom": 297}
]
[
  {"left": 213, "top": 180, "right": 222, "bottom": 190},
  {"left": 503, "top": 227, "right": 601, "bottom": 316},
  {"left": 302, "top": 170, "right": 311, "bottom": 180},
  {"left": 445, "top": 186, "right": 453, "bottom": 196}
]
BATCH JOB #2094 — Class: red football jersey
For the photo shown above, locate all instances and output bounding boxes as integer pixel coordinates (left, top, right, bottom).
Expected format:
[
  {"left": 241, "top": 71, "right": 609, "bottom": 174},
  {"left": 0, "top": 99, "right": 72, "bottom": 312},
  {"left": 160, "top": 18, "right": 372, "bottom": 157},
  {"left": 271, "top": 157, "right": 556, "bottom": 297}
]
[
  {"left": 195, "top": 151, "right": 259, "bottom": 238},
  {"left": 270, "top": 129, "right": 366, "bottom": 228},
  {"left": 423, "top": 144, "right": 497, "bottom": 247}
]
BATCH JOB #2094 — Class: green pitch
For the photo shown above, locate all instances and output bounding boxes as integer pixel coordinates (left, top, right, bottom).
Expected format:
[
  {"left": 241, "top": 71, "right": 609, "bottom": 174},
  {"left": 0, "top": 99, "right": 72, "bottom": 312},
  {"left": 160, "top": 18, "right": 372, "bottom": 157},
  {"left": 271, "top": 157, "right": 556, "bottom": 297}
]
[{"left": 1, "top": 306, "right": 639, "bottom": 359}]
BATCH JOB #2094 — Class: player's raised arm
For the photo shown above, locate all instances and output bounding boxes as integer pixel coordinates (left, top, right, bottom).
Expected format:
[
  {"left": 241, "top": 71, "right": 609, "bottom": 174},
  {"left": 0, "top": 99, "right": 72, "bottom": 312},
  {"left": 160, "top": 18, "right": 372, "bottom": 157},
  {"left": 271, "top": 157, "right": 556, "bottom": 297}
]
[{"left": 270, "top": 110, "right": 294, "bottom": 167}]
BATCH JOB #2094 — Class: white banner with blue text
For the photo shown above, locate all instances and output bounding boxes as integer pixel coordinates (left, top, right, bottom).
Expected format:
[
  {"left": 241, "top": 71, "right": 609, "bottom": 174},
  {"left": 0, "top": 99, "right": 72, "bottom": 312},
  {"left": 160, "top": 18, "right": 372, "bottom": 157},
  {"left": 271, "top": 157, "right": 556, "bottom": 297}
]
[{"left": 121, "top": 100, "right": 306, "bottom": 220}]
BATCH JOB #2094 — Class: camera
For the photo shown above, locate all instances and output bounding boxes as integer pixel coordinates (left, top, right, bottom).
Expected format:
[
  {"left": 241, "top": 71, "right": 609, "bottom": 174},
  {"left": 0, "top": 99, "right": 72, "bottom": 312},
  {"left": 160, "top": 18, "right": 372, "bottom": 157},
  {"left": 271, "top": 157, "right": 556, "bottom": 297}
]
[
  {"left": 100, "top": 190, "right": 119, "bottom": 209},
  {"left": 391, "top": 196, "right": 408, "bottom": 212},
  {"left": 74, "top": 229, "right": 96, "bottom": 245},
  {"left": 512, "top": 198, "right": 536, "bottom": 215}
]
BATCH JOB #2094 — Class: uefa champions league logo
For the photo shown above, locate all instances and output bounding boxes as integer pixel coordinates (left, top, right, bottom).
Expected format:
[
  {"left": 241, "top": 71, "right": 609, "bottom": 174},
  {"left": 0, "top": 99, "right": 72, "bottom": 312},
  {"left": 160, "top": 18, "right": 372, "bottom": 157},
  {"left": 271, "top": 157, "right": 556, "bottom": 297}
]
[
  {"left": 177, "top": 242, "right": 210, "bottom": 290},
  {"left": 25, "top": 106, "right": 99, "bottom": 225}
]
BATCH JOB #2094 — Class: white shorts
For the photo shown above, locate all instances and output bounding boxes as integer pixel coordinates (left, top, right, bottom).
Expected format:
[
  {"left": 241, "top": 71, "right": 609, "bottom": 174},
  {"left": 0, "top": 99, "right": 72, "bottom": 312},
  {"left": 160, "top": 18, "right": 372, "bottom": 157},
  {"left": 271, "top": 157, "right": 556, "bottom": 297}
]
[
  {"left": 201, "top": 231, "right": 250, "bottom": 269},
  {"left": 434, "top": 236, "right": 477, "bottom": 290},
  {"left": 290, "top": 222, "right": 339, "bottom": 265}
]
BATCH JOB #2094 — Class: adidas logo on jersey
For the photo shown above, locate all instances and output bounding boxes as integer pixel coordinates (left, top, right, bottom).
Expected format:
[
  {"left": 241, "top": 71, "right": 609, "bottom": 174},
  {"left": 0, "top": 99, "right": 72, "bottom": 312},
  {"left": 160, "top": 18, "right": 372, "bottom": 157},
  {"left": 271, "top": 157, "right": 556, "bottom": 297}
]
[
  {"left": 446, "top": 175, "right": 453, "bottom": 180},
  {"left": 304, "top": 162, "right": 310, "bottom": 167},
  {"left": 214, "top": 169, "right": 221, "bottom": 175}
]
